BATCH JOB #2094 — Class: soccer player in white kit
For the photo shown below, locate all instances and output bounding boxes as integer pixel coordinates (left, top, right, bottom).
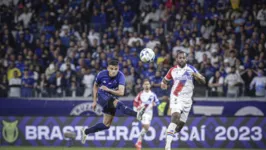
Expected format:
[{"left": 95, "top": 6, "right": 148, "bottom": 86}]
[
  {"left": 161, "top": 51, "right": 206, "bottom": 150},
  {"left": 134, "top": 79, "right": 160, "bottom": 150}
]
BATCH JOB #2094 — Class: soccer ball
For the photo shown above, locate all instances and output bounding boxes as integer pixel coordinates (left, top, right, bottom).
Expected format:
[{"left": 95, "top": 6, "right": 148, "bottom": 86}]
[{"left": 139, "top": 48, "right": 155, "bottom": 63}]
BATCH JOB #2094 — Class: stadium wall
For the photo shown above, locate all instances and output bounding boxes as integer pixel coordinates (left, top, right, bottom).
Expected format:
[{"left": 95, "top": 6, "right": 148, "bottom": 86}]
[
  {"left": 0, "top": 116, "right": 265, "bottom": 149},
  {"left": 0, "top": 98, "right": 266, "bottom": 116}
]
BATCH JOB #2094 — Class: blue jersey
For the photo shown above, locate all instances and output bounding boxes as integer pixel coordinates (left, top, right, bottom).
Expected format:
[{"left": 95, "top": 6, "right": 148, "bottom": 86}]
[{"left": 95, "top": 70, "right": 125, "bottom": 99}]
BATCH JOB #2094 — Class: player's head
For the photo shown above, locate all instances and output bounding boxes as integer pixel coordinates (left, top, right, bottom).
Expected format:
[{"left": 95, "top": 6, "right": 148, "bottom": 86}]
[
  {"left": 177, "top": 51, "right": 187, "bottom": 67},
  {"left": 107, "top": 59, "right": 119, "bottom": 77},
  {"left": 142, "top": 79, "right": 151, "bottom": 91}
]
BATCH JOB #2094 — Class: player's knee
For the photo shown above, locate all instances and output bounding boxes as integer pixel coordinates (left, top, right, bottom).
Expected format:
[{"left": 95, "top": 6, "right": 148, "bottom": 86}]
[
  {"left": 142, "top": 125, "right": 150, "bottom": 131},
  {"left": 175, "top": 126, "right": 181, "bottom": 133},
  {"left": 105, "top": 125, "right": 111, "bottom": 129},
  {"left": 175, "top": 125, "right": 183, "bottom": 133},
  {"left": 175, "top": 122, "right": 185, "bottom": 133},
  {"left": 171, "top": 112, "right": 180, "bottom": 124},
  {"left": 113, "top": 99, "right": 119, "bottom": 107},
  {"left": 103, "top": 123, "right": 111, "bottom": 128}
]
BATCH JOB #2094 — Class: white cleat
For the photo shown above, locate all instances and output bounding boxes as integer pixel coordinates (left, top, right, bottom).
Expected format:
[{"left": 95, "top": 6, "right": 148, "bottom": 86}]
[
  {"left": 80, "top": 127, "right": 86, "bottom": 144},
  {"left": 165, "top": 146, "right": 171, "bottom": 150},
  {"left": 137, "top": 106, "right": 146, "bottom": 121}
]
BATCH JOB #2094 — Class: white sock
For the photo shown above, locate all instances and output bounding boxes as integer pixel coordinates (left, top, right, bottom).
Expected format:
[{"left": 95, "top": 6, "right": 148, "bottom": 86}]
[
  {"left": 137, "top": 128, "right": 147, "bottom": 142},
  {"left": 165, "top": 123, "right": 177, "bottom": 149}
]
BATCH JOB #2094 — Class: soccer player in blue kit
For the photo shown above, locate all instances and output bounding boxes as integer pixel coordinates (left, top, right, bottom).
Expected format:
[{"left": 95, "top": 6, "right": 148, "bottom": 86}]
[{"left": 80, "top": 59, "right": 146, "bottom": 144}]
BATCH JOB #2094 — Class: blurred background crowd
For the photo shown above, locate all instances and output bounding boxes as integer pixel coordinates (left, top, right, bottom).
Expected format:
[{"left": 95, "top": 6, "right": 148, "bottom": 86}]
[{"left": 0, "top": 0, "right": 266, "bottom": 99}]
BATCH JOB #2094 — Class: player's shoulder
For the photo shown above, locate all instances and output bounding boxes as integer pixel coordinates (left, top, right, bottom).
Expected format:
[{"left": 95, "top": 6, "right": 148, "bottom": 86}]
[
  {"left": 187, "top": 64, "right": 197, "bottom": 72},
  {"left": 169, "top": 65, "right": 179, "bottom": 72},
  {"left": 138, "top": 91, "right": 143, "bottom": 95},
  {"left": 97, "top": 70, "right": 108, "bottom": 77},
  {"left": 118, "top": 70, "right": 125, "bottom": 76},
  {"left": 116, "top": 71, "right": 125, "bottom": 78}
]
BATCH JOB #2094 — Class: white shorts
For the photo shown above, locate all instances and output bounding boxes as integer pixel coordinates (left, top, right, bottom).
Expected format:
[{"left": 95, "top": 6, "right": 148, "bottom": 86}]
[
  {"left": 170, "top": 97, "right": 192, "bottom": 123},
  {"left": 141, "top": 113, "right": 152, "bottom": 125}
]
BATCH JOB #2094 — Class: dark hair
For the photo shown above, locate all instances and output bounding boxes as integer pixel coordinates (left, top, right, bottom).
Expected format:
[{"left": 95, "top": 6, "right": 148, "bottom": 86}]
[
  {"left": 108, "top": 59, "right": 119, "bottom": 66},
  {"left": 143, "top": 78, "right": 150, "bottom": 83},
  {"left": 177, "top": 50, "right": 187, "bottom": 57}
]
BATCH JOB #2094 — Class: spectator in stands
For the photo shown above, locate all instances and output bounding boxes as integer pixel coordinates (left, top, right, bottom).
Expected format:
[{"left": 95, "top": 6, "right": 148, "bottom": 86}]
[
  {"left": 0, "top": 65, "right": 8, "bottom": 97},
  {"left": 241, "top": 68, "right": 257, "bottom": 96},
  {"left": 55, "top": 71, "right": 65, "bottom": 97},
  {"left": 60, "top": 57, "right": 75, "bottom": 72},
  {"left": 201, "top": 19, "right": 215, "bottom": 40},
  {"left": 18, "top": 8, "right": 33, "bottom": 28},
  {"left": 250, "top": 69, "right": 266, "bottom": 97},
  {"left": 224, "top": 66, "right": 244, "bottom": 97},
  {"left": 70, "top": 77, "right": 77, "bottom": 97},
  {"left": 208, "top": 71, "right": 224, "bottom": 96},
  {"left": 82, "top": 69, "right": 95, "bottom": 97},
  {"left": 121, "top": 5, "right": 136, "bottom": 32},
  {"left": 36, "top": 73, "right": 48, "bottom": 97},
  {"left": 9, "top": 71, "right": 22, "bottom": 97},
  {"left": 0, "top": 0, "right": 265, "bottom": 98},
  {"left": 151, "top": 71, "right": 163, "bottom": 97},
  {"left": 146, "top": 34, "right": 160, "bottom": 50},
  {"left": 257, "top": 4, "right": 266, "bottom": 32},
  {"left": 45, "top": 63, "right": 56, "bottom": 80},
  {"left": 134, "top": 78, "right": 143, "bottom": 95},
  {"left": 7, "top": 62, "right": 21, "bottom": 81},
  {"left": 21, "top": 70, "right": 35, "bottom": 97}
]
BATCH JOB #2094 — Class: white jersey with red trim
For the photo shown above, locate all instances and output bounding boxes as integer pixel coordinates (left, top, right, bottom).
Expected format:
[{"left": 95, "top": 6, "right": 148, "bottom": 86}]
[
  {"left": 133, "top": 90, "right": 159, "bottom": 115},
  {"left": 164, "top": 64, "right": 198, "bottom": 100}
]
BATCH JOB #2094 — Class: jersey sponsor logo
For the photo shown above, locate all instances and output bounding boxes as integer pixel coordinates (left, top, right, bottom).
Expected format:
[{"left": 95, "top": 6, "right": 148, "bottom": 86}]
[
  {"left": 2, "top": 120, "right": 19, "bottom": 143},
  {"left": 174, "top": 75, "right": 193, "bottom": 81}
]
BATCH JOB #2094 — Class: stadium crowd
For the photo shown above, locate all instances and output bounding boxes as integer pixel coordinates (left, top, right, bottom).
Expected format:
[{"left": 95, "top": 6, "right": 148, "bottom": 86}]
[{"left": 0, "top": 0, "right": 266, "bottom": 98}]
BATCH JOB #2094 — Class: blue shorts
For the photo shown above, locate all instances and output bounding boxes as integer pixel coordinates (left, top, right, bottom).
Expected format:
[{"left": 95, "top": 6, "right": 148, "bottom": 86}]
[{"left": 97, "top": 92, "right": 117, "bottom": 116}]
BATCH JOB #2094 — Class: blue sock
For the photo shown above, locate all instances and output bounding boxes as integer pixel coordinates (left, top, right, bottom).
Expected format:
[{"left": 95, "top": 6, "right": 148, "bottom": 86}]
[
  {"left": 85, "top": 123, "right": 109, "bottom": 135},
  {"left": 116, "top": 101, "right": 137, "bottom": 117}
]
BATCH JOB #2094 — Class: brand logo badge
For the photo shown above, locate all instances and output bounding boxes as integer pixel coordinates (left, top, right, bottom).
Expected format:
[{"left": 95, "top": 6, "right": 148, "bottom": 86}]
[{"left": 2, "top": 120, "right": 19, "bottom": 143}]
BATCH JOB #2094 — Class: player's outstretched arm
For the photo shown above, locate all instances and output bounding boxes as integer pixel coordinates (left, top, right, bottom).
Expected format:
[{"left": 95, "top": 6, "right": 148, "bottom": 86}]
[
  {"left": 92, "top": 82, "right": 99, "bottom": 110},
  {"left": 100, "top": 85, "right": 125, "bottom": 96},
  {"left": 192, "top": 73, "right": 206, "bottom": 84}
]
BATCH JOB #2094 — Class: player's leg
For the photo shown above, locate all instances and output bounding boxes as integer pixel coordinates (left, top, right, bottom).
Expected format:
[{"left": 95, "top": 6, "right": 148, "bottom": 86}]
[
  {"left": 165, "top": 97, "right": 185, "bottom": 150},
  {"left": 138, "top": 124, "right": 150, "bottom": 142},
  {"left": 165, "top": 111, "right": 181, "bottom": 150},
  {"left": 135, "top": 114, "right": 151, "bottom": 150},
  {"left": 175, "top": 121, "right": 185, "bottom": 133},
  {"left": 113, "top": 99, "right": 145, "bottom": 120},
  {"left": 81, "top": 114, "right": 114, "bottom": 144},
  {"left": 175, "top": 103, "right": 191, "bottom": 133},
  {"left": 84, "top": 114, "right": 113, "bottom": 134},
  {"left": 80, "top": 95, "right": 116, "bottom": 144}
]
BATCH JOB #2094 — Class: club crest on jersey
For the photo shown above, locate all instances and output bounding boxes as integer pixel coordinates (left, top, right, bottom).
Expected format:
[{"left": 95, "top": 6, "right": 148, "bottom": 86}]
[{"left": 174, "top": 75, "right": 192, "bottom": 81}]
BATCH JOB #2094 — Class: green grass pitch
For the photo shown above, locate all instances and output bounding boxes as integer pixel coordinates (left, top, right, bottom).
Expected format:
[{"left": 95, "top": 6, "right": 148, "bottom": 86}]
[{"left": 0, "top": 147, "right": 258, "bottom": 150}]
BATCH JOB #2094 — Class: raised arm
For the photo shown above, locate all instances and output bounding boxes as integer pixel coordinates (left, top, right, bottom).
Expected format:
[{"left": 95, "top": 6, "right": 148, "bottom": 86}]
[
  {"left": 100, "top": 72, "right": 126, "bottom": 97},
  {"left": 192, "top": 72, "right": 206, "bottom": 84},
  {"left": 93, "top": 82, "right": 99, "bottom": 103},
  {"left": 189, "top": 65, "right": 206, "bottom": 84},
  {"left": 161, "top": 67, "right": 174, "bottom": 89},
  {"left": 101, "top": 84, "right": 125, "bottom": 96}
]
